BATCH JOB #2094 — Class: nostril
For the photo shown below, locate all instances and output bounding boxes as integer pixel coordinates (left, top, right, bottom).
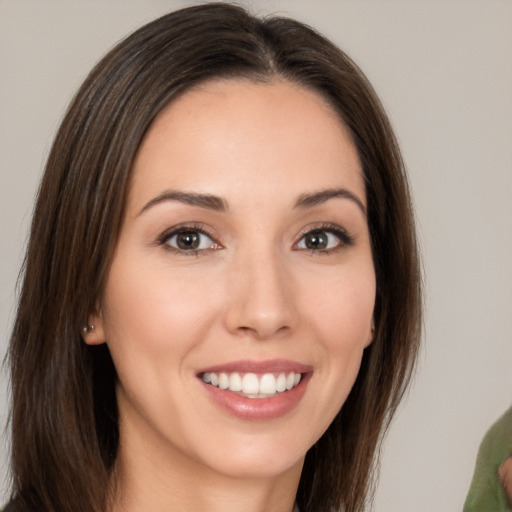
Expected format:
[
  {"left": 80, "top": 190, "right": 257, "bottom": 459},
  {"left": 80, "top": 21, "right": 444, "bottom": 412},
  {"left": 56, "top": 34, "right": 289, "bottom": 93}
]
[{"left": 235, "top": 323, "right": 291, "bottom": 340}]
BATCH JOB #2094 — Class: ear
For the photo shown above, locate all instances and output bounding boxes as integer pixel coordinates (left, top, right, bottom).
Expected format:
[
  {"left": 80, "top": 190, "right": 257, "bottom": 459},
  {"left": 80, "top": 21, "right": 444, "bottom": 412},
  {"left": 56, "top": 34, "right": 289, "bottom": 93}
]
[
  {"left": 81, "top": 309, "right": 107, "bottom": 346},
  {"left": 364, "top": 319, "right": 375, "bottom": 348}
]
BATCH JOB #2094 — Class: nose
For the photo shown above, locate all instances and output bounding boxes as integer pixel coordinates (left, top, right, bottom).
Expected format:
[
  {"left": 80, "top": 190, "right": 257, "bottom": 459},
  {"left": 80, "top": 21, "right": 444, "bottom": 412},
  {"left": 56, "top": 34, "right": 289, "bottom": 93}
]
[{"left": 224, "top": 248, "right": 298, "bottom": 340}]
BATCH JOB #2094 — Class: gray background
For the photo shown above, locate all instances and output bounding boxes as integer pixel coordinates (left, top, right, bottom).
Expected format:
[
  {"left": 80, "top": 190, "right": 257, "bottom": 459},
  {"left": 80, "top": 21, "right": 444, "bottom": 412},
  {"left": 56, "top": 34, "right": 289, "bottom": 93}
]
[{"left": 1, "top": 1, "right": 511, "bottom": 510}]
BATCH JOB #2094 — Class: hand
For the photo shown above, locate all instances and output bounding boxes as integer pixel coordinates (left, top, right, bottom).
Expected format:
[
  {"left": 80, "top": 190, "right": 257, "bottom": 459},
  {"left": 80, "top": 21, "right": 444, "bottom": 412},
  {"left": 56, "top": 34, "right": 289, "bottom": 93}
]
[{"left": 499, "top": 456, "right": 512, "bottom": 504}]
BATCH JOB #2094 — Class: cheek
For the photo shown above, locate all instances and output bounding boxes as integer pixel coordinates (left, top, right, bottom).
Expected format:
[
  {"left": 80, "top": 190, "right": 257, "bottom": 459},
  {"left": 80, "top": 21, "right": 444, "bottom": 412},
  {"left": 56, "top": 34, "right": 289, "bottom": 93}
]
[
  {"left": 309, "top": 265, "right": 375, "bottom": 347},
  {"left": 303, "top": 265, "right": 375, "bottom": 425},
  {"left": 99, "top": 256, "right": 225, "bottom": 435},
  {"left": 100, "top": 256, "right": 222, "bottom": 364}
]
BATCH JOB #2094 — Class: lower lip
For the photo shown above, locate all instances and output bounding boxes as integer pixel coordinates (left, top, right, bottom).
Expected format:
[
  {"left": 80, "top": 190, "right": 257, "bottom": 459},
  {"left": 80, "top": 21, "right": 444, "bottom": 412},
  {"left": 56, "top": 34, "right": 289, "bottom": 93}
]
[{"left": 201, "top": 374, "right": 311, "bottom": 420}]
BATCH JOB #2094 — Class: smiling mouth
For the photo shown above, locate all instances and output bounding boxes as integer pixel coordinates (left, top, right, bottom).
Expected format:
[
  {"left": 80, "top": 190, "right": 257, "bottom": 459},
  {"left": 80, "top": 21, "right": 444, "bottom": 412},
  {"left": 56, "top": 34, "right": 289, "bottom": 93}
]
[{"left": 200, "top": 371, "right": 302, "bottom": 398}]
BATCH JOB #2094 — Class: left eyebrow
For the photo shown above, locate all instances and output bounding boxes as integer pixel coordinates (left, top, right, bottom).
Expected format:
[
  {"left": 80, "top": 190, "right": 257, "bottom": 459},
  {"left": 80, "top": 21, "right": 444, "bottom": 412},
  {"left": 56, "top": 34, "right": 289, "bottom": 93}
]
[{"left": 294, "top": 188, "right": 367, "bottom": 217}]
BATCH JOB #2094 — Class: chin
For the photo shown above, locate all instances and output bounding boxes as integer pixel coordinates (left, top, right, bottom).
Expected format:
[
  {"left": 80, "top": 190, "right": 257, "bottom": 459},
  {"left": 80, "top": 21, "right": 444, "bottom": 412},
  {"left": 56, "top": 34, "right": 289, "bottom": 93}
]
[
  {"left": 210, "top": 451, "right": 305, "bottom": 481},
  {"left": 183, "top": 428, "right": 309, "bottom": 480}
]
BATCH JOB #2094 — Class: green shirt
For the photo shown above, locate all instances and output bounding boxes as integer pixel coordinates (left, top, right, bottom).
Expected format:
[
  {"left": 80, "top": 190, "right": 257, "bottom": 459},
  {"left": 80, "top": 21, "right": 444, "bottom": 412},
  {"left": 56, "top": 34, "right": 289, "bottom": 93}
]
[{"left": 464, "top": 406, "right": 512, "bottom": 511}]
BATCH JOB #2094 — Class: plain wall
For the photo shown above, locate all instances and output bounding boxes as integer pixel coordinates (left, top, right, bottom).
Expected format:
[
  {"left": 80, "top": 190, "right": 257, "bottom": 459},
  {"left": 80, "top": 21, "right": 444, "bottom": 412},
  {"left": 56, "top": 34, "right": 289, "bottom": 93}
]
[{"left": 1, "top": 1, "right": 511, "bottom": 510}]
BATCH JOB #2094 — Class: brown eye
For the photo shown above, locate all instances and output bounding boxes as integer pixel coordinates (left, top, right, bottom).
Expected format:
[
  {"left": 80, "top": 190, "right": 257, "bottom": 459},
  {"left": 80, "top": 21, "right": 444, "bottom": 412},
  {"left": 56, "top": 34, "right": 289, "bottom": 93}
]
[
  {"left": 296, "top": 226, "right": 353, "bottom": 252},
  {"left": 303, "top": 230, "right": 329, "bottom": 250},
  {"left": 176, "top": 231, "right": 201, "bottom": 250},
  {"left": 164, "top": 229, "right": 217, "bottom": 252}
]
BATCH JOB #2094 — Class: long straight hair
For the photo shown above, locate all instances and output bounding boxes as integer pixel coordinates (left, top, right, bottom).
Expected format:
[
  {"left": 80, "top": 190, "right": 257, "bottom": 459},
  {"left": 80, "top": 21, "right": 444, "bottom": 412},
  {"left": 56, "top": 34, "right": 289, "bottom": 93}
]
[{"left": 8, "top": 4, "right": 422, "bottom": 511}]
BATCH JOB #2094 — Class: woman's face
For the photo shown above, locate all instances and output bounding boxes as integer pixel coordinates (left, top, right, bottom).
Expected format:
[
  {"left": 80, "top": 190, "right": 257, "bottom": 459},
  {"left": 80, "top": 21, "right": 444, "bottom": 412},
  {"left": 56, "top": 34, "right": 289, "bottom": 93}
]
[{"left": 90, "top": 80, "right": 375, "bottom": 480}]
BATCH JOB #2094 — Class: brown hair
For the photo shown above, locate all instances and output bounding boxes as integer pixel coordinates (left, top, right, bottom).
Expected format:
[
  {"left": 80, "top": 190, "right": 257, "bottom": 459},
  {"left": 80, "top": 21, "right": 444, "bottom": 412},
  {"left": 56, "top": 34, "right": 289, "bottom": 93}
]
[{"left": 8, "top": 3, "right": 421, "bottom": 512}]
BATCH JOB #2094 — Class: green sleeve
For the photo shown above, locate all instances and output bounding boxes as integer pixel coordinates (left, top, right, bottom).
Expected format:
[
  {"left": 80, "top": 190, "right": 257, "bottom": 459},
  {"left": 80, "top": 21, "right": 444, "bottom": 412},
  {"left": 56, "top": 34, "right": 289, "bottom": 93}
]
[{"left": 464, "top": 406, "right": 512, "bottom": 512}]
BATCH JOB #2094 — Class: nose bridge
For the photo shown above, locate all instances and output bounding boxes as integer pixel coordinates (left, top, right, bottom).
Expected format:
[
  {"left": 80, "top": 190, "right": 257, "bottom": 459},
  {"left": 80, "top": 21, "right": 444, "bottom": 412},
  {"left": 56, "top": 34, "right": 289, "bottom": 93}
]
[{"left": 225, "top": 240, "right": 297, "bottom": 339}]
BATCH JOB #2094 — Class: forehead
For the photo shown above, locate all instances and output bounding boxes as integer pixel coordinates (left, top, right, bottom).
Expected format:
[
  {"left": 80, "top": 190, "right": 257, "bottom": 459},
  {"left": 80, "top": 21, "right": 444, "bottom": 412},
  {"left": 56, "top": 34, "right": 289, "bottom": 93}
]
[{"left": 128, "top": 79, "right": 364, "bottom": 211}]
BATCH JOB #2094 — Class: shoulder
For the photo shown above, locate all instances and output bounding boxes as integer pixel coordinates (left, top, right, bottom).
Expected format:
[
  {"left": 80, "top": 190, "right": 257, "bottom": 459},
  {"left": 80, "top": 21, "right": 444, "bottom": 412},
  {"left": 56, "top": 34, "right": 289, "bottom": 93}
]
[
  {"left": 479, "top": 406, "right": 512, "bottom": 462},
  {"left": 2, "top": 500, "right": 23, "bottom": 512},
  {"left": 463, "top": 405, "right": 512, "bottom": 511}
]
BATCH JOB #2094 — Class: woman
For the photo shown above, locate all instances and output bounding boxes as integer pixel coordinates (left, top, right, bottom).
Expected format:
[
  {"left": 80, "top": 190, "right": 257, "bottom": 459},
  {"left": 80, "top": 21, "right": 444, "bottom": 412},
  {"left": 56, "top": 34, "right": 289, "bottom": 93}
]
[{"left": 6, "top": 3, "right": 421, "bottom": 511}]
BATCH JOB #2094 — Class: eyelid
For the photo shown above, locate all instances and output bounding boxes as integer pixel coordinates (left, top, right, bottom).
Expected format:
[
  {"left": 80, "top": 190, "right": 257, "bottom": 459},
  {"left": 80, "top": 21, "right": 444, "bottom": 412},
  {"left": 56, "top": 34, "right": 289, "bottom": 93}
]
[
  {"left": 294, "top": 223, "right": 355, "bottom": 252},
  {"left": 155, "top": 222, "right": 354, "bottom": 255},
  {"left": 157, "top": 223, "right": 222, "bottom": 254}
]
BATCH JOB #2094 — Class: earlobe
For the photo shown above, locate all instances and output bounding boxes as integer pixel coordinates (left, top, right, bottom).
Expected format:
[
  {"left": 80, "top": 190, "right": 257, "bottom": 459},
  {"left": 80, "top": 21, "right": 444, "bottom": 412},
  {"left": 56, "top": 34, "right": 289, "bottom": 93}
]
[{"left": 81, "top": 311, "right": 107, "bottom": 345}]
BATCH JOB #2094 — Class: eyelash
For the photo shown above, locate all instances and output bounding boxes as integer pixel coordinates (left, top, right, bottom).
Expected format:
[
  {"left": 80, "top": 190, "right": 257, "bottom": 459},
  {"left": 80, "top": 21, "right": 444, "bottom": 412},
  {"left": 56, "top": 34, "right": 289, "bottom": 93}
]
[
  {"left": 294, "top": 223, "right": 355, "bottom": 254},
  {"left": 157, "top": 223, "right": 220, "bottom": 256},
  {"left": 157, "top": 222, "right": 354, "bottom": 256}
]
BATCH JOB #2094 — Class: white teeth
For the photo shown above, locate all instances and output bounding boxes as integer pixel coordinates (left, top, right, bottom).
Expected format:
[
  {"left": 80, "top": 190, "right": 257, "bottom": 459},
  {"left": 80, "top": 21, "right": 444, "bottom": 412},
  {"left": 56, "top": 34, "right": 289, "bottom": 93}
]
[
  {"left": 229, "top": 372, "right": 242, "bottom": 391},
  {"left": 259, "top": 373, "right": 276, "bottom": 395},
  {"left": 276, "top": 373, "right": 287, "bottom": 392},
  {"left": 202, "top": 371, "right": 303, "bottom": 396},
  {"left": 242, "top": 373, "right": 259, "bottom": 394},
  {"left": 218, "top": 373, "right": 229, "bottom": 390}
]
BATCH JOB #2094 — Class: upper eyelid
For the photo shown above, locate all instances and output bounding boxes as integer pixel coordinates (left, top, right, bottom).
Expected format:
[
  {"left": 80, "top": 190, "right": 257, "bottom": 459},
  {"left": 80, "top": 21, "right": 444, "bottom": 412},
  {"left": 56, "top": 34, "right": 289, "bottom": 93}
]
[
  {"left": 296, "top": 223, "right": 352, "bottom": 239},
  {"left": 157, "top": 226, "right": 222, "bottom": 256},
  {"left": 157, "top": 223, "right": 219, "bottom": 246},
  {"left": 294, "top": 223, "right": 355, "bottom": 248},
  {"left": 159, "top": 222, "right": 216, "bottom": 237}
]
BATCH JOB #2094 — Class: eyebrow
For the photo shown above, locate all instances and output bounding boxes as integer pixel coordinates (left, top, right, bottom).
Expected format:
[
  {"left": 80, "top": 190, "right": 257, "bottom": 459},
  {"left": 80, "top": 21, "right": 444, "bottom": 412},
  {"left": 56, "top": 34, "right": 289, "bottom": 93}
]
[
  {"left": 294, "top": 188, "right": 366, "bottom": 217},
  {"left": 138, "top": 187, "right": 366, "bottom": 217},
  {"left": 138, "top": 190, "right": 228, "bottom": 216}
]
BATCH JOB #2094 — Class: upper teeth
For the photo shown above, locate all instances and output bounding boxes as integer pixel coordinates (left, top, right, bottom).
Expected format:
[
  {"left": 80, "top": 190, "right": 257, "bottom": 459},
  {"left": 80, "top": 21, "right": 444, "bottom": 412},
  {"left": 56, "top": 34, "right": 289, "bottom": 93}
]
[{"left": 202, "top": 372, "right": 301, "bottom": 397}]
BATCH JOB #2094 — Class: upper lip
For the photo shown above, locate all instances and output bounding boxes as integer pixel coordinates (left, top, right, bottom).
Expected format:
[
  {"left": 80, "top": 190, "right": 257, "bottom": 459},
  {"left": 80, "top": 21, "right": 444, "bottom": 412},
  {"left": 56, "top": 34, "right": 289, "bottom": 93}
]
[{"left": 197, "top": 359, "right": 312, "bottom": 375}]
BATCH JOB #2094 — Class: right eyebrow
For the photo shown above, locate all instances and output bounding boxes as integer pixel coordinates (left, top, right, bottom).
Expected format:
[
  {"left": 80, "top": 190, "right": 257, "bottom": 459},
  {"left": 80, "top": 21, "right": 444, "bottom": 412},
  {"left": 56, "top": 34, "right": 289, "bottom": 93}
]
[{"left": 137, "top": 190, "right": 228, "bottom": 216}]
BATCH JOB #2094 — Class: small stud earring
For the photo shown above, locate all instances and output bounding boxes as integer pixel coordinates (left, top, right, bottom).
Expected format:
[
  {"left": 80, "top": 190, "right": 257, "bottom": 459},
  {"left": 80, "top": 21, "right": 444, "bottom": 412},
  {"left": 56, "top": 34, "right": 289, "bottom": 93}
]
[{"left": 82, "top": 324, "right": 95, "bottom": 335}]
